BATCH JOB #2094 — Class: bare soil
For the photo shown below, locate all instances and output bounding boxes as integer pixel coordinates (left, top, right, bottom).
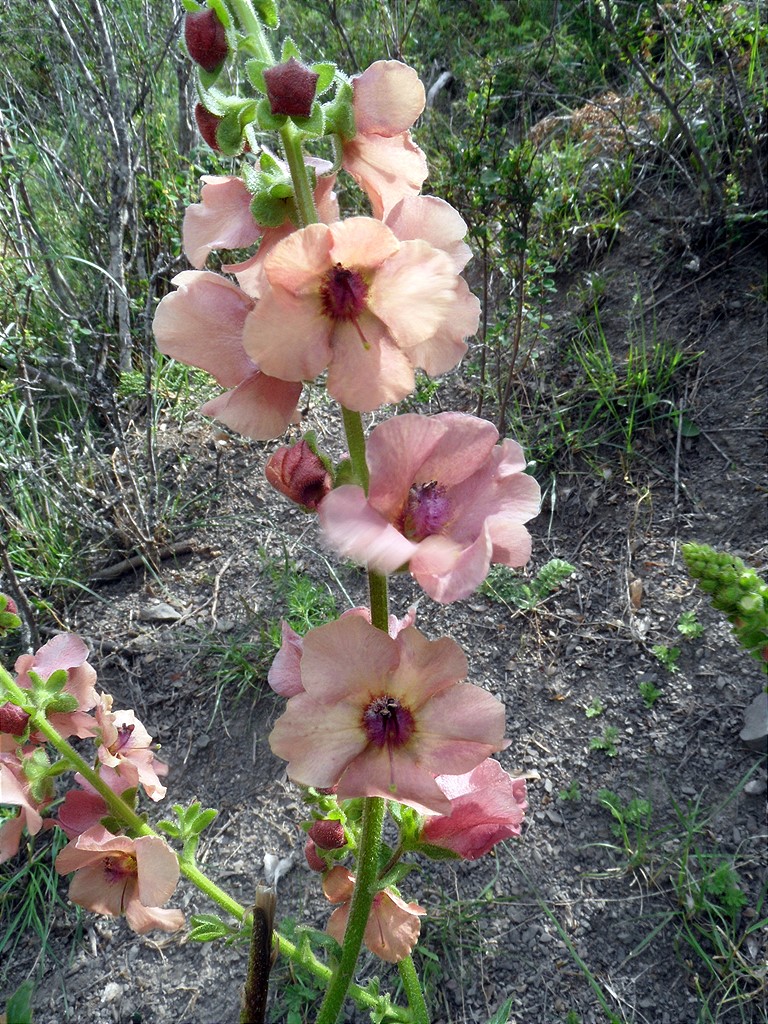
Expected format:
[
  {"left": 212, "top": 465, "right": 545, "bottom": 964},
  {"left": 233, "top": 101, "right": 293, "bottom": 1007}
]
[{"left": 3, "top": 204, "right": 767, "bottom": 1024}]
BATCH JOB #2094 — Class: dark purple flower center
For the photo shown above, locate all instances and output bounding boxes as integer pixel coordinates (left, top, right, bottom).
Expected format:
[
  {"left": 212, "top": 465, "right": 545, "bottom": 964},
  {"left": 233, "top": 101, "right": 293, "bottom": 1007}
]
[
  {"left": 114, "top": 723, "right": 135, "bottom": 754},
  {"left": 363, "top": 694, "right": 415, "bottom": 748},
  {"left": 319, "top": 264, "right": 369, "bottom": 322},
  {"left": 401, "top": 481, "right": 451, "bottom": 541},
  {"left": 103, "top": 853, "right": 137, "bottom": 886}
]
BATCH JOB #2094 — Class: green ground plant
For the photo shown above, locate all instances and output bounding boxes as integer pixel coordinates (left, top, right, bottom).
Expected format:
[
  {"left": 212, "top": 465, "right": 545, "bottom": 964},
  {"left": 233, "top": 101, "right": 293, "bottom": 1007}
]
[
  {"left": 638, "top": 679, "right": 662, "bottom": 708},
  {"left": 589, "top": 726, "right": 620, "bottom": 757},
  {"left": 481, "top": 558, "right": 575, "bottom": 611},
  {"left": 652, "top": 644, "right": 681, "bottom": 673},
  {"left": 594, "top": 773, "right": 768, "bottom": 1023}
]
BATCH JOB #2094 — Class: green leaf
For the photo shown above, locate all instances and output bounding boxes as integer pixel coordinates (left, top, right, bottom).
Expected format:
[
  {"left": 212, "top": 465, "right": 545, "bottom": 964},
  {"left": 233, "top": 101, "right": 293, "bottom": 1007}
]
[
  {"left": 281, "top": 37, "right": 302, "bottom": 61},
  {"left": 245, "top": 59, "right": 269, "bottom": 94},
  {"left": 4, "top": 980, "right": 34, "bottom": 1024},
  {"left": 312, "top": 63, "right": 337, "bottom": 96},
  {"left": 487, "top": 997, "right": 514, "bottom": 1024},
  {"left": 292, "top": 101, "right": 325, "bottom": 138},
  {"left": 189, "top": 913, "right": 231, "bottom": 942},
  {"left": 253, "top": 0, "right": 279, "bottom": 29},
  {"left": 255, "top": 96, "right": 287, "bottom": 132}
]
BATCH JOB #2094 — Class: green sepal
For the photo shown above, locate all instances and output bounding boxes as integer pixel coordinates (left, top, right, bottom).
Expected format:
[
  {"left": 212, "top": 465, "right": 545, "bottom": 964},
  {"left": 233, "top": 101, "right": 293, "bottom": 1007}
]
[
  {"left": 198, "top": 64, "right": 225, "bottom": 90},
  {"left": 388, "top": 802, "right": 422, "bottom": 846},
  {"left": 189, "top": 912, "right": 233, "bottom": 942},
  {"left": 0, "top": 594, "right": 21, "bottom": 636},
  {"left": 217, "top": 102, "right": 257, "bottom": 156},
  {"left": 253, "top": 0, "right": 279, "bottom": 29},
  {"left": 250, "top": 191, "right": 293, "bottom": 228},
  {"left": 22, "top": 747, "right": 55, "bottom": 803},
  {"left": 45, "top": 692, "right": 80, "bottom": 715},
  {"left": 280, "top": 36, "right": 302, "bottom": 61},
  {"left": 311, "top": 63, "right": 337, "bottom": 97},
  {"left": 377, "top": 861, "right": 416, "bottom": 890},
  {"left": 181, "top": 0, "right": 203, "bottom": 12},
  {"left": 333, "top": 458, "right": 361, "bottom": 488},
  {"left": 245, "top": 58, "right": 269, "bottom": 93},
  {"left": 411, "top": 841, "right": 462, "bottom": 862},
  {"left": 291, "top": 101, "right": 325, "bottom": 138},
  {"left": 255, "top": 96, "right": 287, "bottom": 131},
  {"left": 323, "top": 79, "right": 356, "bottom": 141},
  {"left": 208, "top": 0, "right": 233, "bottom": 30}
]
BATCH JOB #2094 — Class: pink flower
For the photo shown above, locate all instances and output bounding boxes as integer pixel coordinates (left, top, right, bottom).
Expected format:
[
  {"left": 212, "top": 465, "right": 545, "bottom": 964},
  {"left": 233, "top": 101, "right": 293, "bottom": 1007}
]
[
  {"left": 156, "top": 169, "right": 339, "bottom": 439},
  {"left": 57, "top": 769, "right": 134, "bottom": 840},
  {"left": 318, "top": 412, "right": 540, "bottom": 603},
  {"left": 14, "top": 634, "right": 98, "bottom": 740},
  {"left": 242, "top": 217, "right": 479, "bottom": 411},
  {"left": 267, "top": 604, "right": 417, "bottom": 698},
  {"left": 0, "top": 752, "right": 47, "bottom": 864},
  {"left": 55, "top": 825, "right": 184, "bottom": 934},
  {"left": 420, "top": 759, "right": 528, "bottom": 861},
  {"left": 323, "top": 866, "right": 425, "bottom": 963},
  {"left": 268, "top": 615, "right": 508, "bottom": 814},
  {"left": 94, "top": 695, "right": 168, "bottom": 801},
  {"left": 153, "top": 270, "right": 302, "bottom": 440},
  {"left": 343, "top": 61, "right": 428, "bottom": 219}
]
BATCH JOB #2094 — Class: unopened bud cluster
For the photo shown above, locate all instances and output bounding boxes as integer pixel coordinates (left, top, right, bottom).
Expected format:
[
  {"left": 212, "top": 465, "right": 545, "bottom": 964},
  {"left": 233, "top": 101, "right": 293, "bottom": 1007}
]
[{"left": 682, "top": 542, "right": 768, "bottom": 670}]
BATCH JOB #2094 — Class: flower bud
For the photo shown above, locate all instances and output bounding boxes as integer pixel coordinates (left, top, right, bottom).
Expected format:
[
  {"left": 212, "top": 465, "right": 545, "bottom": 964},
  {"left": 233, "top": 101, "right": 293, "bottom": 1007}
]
[
  {"left": 194, "top": 103, "right": 222, "bottom": 151},
  {"left": 308, "top": 819, "right": 345, "bottom": 850},
  {"left": 184, "top": 8, "right": 228, "bottom": 73},
  {"left": 0, "top": 701, "right": 30, "bottom": 736},
  {"left": 263, "top": 57, "right": 319, "bottom": 118},
  {"left": 265, "top": 440, "right": 332, "bottom": 511},
  {"left": 305, "top": 838, "right": 326, "bottom": 872}
]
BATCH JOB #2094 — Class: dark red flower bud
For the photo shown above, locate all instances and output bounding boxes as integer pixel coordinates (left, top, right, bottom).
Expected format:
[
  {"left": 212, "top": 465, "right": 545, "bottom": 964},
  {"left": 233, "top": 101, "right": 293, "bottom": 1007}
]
[
  {"left": 194, "top": 103, "right": 222, "bottom": 151},
  {"left": 263, "top": 57, "right": 319, "bottom": 118},
  {"left": 0, "top": 701, "right": 29, "bottom": 736},
  {"left": 305, "top": 838, "right": 326, "bottom": 872},
  {"left": 265, "top": 440, "right": 332, "bottom": 511},
  {"left": 308, "top": 819, "right": 346, "bottom": 850},
  {"left": 2, "top": 597, "right": 17, "bottom": 614},
  {"left": 184, "top": 8, "right": 228, "bottom": 73}
]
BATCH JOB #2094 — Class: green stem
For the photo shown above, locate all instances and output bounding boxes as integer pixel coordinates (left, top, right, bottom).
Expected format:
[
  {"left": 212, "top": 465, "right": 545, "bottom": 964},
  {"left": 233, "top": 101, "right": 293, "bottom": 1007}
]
[
  {"left": 398, "top": 955, "right": 430, "bottom": 1024},
  {"left": 341, "top": 406, "right": 369, "bottom": 492},
  {"left": 227, "top": 0, "right": 274, "bottom": 62},
  {"left": 316, "top": 796, "right": 386, "bottom": 1024},
  {"left": 281, "top": 123, "right": 319, "bottom": 228},
  {"left": 368, "top": 570, "right": 389, "bottom": 632}
]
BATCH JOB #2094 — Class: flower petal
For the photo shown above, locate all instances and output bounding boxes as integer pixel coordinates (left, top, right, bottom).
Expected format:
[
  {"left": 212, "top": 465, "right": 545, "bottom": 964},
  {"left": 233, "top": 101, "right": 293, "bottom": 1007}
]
[
  {"left": 269, "top": 694, "right": 369, "bottom": 788},
  {"left": 385, "top": 196, "right": 472, "bottom": 272},
  {"left": 135, "top": 835, "right": 180, "bottom": 908},
  {"left": 319, "top": 486, "right": 418, "bottom": 573},
  {"left": 342, "top": 133, "right": 427, "bottom": 220},
  {"left": 325, "top": 318, "right": 416, "bottom": 411},
  {"left": 353, "top": 61, "right": 425, "bottom": 136},
  {"left": 242, "top": 287, "right": 332, "bottom": 381},
  {"left": 200, "top": 372, "right": 301, "bottom": 440},
  {"left": 153, "top": 271, "right": 255, "bottom": 387},
  {"left": 182, "top": 175, "right": 262, "bottom": 269},
  {"left": 409, "top": 531, "right": 493, "bottom": 604},
  {"left": 368, "top": 240, "right": 458, "bottom": 348}
]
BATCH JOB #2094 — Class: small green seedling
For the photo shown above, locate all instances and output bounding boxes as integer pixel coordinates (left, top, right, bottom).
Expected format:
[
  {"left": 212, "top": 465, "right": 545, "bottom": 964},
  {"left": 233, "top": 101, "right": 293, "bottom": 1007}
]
[
  {"left": 585, "top": 696, "right": 604, "bottom": 718},
  {"left": 638, "top": 680, "right": 662, "bottom": 708},
  {"left": 652, "top": 644, "right": 680, "bottom": 672},
  {"left": 589, "top": 726, "right": 620, "bottom": 757},
  {"left": 677, "top": 610, "right": 704, "bottom": 638},
  {"left": 558, "top": 780, "right": 581, "bottom": 802},
  {"left": 481, "top": 558, "right": 575, "bottom": 610}
]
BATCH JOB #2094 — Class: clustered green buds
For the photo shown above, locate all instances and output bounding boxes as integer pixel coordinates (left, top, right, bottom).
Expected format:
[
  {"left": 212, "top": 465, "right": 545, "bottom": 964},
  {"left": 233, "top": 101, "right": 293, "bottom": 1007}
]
[{"left": 682, "top": 542, "right": 768, "bottom": 672}]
